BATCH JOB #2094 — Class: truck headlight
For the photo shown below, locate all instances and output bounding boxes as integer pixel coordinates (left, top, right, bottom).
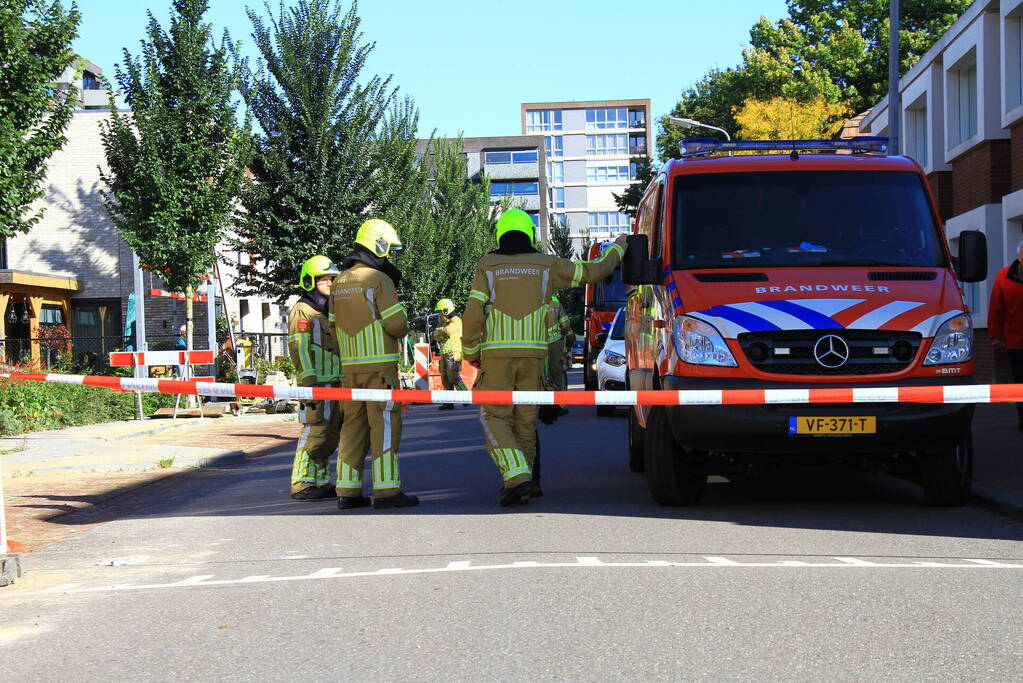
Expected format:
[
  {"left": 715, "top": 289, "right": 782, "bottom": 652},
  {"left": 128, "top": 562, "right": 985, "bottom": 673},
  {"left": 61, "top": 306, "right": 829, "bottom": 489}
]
[
  {"left": 604, "top": 351, "right": 626, "bottom": 367},
  {"left": 673, "top": 315, "right": 737, "bottom": 367},
  {"left": 923, "top": 313, "right": 972, "bottom": 365}
]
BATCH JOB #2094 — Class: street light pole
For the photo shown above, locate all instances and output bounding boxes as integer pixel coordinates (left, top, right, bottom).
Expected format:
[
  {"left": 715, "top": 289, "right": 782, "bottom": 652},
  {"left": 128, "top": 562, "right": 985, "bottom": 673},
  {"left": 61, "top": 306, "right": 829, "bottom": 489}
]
[
  {"left": 668, "top": 117, "right": 731, "bottom": 141},
  {"left": 889, "top": 0, "right": 901, "bottom": 155}
]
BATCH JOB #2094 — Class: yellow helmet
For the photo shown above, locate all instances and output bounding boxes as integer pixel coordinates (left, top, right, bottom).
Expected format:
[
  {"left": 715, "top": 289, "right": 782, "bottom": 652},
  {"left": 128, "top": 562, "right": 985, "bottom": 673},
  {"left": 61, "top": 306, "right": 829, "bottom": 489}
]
[
  {"left": 355, "top": 219, "right": 403, "bottom": 258},
  {"left": 299, "top": 255, "right": 340, "bottom": 291},
  {"left": 495, "top": 208, "right": 535, "bottom": 246},
  {"left": 435, "top": 298, "right": 455, "bottom": 315}
]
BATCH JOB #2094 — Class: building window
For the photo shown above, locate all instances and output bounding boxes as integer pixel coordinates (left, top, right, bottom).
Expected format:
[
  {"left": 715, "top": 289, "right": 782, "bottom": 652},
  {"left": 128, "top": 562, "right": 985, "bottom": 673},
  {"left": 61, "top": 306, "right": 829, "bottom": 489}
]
[
  {"left": 950, "top": 61, "right": 978, "bottom": 145},
  {"left": 586, "top": 134, "right": 628, "bottom": 156},
  {"left": 527, "top": 212, "right": 540, "bottom": 226},
  {"left": 587, "top": 211, "right": 632, "bottom": 232},
  {"left": 0, "top": 238, "right": 7, "bottom": 269},
  {"left": 629, "top": 134, "right": 647, "bottom": 155},
  {"left": 586, "top": 107, "right": 628, "bottom": 129},
  {"left": 629, "top": 109, "right": 646, "bottom": 128},
  {"left": 546, "top": 135, "right": 563, "bottom": 158},
  {"left": 546, "top": 161, "right": 564, "bottom": 183},
  {"left": 586, "top": 165, "right": 631, "bottom": 182},
  {"left": 490, "top": 182, "right": 539, "bottom": 198},
  {"left": 485, "top": 150, "right": 538, "bottom": 164},
  {"left": 905, "top": 99, "right": 928, "bottom": 167},
  {"left": 629, "top": 161, "right": 639, "bottom": 179},
  {"left": 548, "top": 187, "right": 565, "bottom": 209},
  {"left": 39, "top": 304, "right": 66, "bottom": 326},
  {"left": 82, "top": 71, "right": 101, "bottom": 91},
  {"left": 527, "top": 110, "right": 563, "bottom": 132}
]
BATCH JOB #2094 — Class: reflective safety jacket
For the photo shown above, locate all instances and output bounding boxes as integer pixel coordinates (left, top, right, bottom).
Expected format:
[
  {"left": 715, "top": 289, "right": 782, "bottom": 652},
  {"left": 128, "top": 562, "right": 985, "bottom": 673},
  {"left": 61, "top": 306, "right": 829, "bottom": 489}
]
[
  {"left": 329, "top": 262, "right": 408, "bottom": 372},
  {"left": 547, "top": 299, "right": 575, "bottom": 346},
  {"left": 288, "top": 300, "right": 342, "bottom": 386},
  {"left": 433, "top": 315, "right": 463, "bottom": 360},
  {"left": 463, "top": 243, "right": 624, "bottom": 361}
]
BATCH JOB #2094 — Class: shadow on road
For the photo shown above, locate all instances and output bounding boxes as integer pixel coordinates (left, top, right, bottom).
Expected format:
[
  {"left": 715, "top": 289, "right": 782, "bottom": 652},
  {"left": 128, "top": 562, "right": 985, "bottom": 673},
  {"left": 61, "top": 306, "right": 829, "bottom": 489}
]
[{"left": 38, "top": 397, "right": 1023, "bottom": 546}]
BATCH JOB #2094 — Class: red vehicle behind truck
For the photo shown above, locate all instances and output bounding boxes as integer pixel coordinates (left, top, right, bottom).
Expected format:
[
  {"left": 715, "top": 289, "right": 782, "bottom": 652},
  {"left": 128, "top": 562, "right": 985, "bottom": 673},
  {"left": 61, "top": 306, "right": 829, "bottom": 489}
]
[
  {"left": 583, "top": 241, "right": 626, "bottom": 390},
  {"left": 622, "top": 137, "right": 988, "bottom": 508}
]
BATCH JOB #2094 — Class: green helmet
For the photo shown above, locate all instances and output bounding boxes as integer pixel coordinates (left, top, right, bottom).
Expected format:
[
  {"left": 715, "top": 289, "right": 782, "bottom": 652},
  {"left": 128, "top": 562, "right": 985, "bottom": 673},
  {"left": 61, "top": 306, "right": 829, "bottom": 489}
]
[
  {"left": 551, "top": 295, "right": 560, "bottom": 304},
  {"left": 435, "top": 298, "right": 455, "bottom": 315},
  {"left": 495, "top": 208, "right": 535, "bottom": 246},
  {"left": 299, "top": 255, "right": 340, "bottom": 291}
]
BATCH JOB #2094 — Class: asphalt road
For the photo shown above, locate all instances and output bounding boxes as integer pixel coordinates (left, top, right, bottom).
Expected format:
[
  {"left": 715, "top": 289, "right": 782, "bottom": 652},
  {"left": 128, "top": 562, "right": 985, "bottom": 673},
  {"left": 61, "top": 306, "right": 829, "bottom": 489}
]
[{"left": 2, "top": 374, "right": 1023, "bottom": 680}]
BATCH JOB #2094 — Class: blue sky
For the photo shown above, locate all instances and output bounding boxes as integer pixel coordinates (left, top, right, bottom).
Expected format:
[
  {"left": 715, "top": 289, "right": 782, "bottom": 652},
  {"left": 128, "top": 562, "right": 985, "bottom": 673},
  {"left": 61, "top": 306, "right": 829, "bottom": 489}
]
[{"left": 71, "top": 0, "right": 789, "bottom": 138}]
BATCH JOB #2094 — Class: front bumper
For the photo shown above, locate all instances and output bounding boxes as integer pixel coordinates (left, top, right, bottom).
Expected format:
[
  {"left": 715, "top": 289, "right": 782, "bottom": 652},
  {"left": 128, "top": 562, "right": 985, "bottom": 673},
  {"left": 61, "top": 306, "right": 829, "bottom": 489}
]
[{"left": 661, "top": 375, "right": 975, "bottom": 455}]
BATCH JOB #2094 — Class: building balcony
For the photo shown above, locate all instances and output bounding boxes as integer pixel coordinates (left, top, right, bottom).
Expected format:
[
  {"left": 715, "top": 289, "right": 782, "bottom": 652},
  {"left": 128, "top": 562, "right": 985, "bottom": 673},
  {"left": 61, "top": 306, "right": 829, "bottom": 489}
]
[
  {"left": 82, "top": 89, "right": 110, "bottom": 109},
  {"left": 629, "top": 145, "right": 648, "bottom": 156},
  {"left": 483, "top": 161, "right": 540, "bottom": 181},
  {"left": 490, "top": 194, "right": 540, "bottom": 211}
]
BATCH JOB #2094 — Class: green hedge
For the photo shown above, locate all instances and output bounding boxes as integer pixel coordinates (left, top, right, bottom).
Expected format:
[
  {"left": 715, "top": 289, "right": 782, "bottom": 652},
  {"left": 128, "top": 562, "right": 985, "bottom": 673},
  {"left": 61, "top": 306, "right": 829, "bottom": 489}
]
[{"left": 0, "top": 379, "right": 177, "bottom": 436}]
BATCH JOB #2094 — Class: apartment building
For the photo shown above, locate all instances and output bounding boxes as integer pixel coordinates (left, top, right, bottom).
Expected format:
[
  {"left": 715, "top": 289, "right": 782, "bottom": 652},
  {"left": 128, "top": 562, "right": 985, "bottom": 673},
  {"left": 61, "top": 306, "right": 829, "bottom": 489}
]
[
  {"left": 416, "top": 135, "right": 550, "bottom": 243},
  {"left": 521, "top": 99, "right": 652, "bottom": 249},
  {"left": 0, "top": 62, "right": 285, "bottom": 368},
  {"left": 860, "top": 0, "right": 1023, "bottom": 329}
]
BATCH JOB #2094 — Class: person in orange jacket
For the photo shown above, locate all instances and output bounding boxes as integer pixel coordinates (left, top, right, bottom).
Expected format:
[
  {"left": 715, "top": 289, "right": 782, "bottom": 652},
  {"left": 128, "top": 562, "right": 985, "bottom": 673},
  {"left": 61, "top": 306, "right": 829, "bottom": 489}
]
[{"left": 988, "top": 238, "right": 1023, "bottom": 431}]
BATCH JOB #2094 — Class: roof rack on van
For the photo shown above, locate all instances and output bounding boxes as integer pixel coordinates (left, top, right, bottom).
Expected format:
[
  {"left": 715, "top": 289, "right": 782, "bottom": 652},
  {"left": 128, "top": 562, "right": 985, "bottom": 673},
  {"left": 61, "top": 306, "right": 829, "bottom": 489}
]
[{"left": 678, "top": 136, "right": 889, "bottom": 158}]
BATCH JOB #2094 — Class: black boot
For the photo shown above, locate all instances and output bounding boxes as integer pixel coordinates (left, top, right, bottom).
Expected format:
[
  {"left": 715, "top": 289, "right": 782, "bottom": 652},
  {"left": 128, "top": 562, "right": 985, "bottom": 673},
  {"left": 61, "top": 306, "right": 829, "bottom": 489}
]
[
  {"left": 500, "top": 481, "right": 532, "bottom": 507},
  {"left": 532, "top": 432, "right": 543, "bottom": 497},
  {"left": 291, "top": 485, "right": 336, "bottom": 502},
  {"left": 337, "top": 495, "right": 371, "bottom": 510},
  {"left": 373, "top": 491, "right": 420, "bottom": 509}
]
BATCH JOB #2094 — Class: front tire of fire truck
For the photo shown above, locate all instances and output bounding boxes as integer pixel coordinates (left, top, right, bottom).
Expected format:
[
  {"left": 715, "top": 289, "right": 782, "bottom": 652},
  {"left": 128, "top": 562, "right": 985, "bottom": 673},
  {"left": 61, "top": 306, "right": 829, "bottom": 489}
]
[
  {"left": 628, "top": 406, "right": 645, "bottom": 473},
  {"left": 920, "top": 431, "right": 973, "bottom": 507},
  {"left": 645, "top": 406, "right": 706, "bottom": 505}
]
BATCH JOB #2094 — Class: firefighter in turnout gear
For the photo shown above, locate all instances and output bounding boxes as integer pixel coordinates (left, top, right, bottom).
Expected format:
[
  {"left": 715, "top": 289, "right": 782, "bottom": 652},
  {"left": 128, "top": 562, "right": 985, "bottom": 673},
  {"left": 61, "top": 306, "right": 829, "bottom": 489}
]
[
  {"left": 463, "top": 208, "right": 627, "bottom": 506},
  {"left": 547, "top": 294, "right": 575, "bottom": 394},
  {"left": 432, "top": 297, "right": 465, "bottom": 410},
  {"left": 330, "top": 219, "right": 419, "bottom": 510},
  {"left": 289, "top": 255, "right": 343, "bottom": 501}
]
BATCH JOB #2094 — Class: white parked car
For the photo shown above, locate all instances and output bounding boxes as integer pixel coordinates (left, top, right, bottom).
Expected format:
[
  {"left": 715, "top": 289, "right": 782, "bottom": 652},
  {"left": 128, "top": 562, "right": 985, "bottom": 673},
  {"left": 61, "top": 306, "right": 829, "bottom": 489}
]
[{"left": 595, "top": 307, "right": 626, "bottom": 417}]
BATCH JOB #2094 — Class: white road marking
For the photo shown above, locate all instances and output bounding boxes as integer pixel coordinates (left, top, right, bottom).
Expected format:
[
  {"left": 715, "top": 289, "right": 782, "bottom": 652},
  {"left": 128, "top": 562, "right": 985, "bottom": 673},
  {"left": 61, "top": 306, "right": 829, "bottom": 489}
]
[{"left": 11, "top": 556, "right": 1023, "bottom": 597}]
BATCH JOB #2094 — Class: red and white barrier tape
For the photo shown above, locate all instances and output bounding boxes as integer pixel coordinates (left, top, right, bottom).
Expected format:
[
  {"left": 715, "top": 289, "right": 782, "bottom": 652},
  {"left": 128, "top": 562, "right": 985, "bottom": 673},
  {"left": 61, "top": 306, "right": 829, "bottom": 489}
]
[{"left": 2, "top": 372, "right": 1022, "bottom": 406}]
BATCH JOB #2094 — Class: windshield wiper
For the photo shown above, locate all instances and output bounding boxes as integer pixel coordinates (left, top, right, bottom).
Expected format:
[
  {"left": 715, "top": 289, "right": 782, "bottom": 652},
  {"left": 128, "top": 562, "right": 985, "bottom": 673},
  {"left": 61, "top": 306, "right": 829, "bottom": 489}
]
[{"left": 815, "top": 260, "right": 925, "bottom": 267}]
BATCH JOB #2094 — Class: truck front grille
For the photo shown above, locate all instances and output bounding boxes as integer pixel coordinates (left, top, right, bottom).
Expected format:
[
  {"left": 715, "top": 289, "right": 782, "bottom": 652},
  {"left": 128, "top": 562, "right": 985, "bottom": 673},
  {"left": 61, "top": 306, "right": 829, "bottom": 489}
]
[{"left": 738, "top": 330, "right": 922, "bottom": 376}]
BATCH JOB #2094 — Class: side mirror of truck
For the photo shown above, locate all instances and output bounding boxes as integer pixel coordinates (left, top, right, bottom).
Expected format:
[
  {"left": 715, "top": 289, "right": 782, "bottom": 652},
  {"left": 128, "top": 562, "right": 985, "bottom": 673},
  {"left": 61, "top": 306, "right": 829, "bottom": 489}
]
[
  {"left": 956, "top": 230, "right": 988, "bottom": 283},
  {"left": 622, "top": 234, "right": 662, "bottom": 285}
]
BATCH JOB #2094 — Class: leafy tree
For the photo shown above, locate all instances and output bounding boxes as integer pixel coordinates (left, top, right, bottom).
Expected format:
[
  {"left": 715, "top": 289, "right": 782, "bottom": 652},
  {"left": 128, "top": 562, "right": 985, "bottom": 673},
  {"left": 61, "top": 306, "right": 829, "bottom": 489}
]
[
  {"left": 390, "top": 137, "right": 496, "bottom": 319},
  {"left": 546, "top": 213, "right": 573, "bottom": 259},
  {"left": 230, "top": 0, "right": 416, "bottom": 301},
  {"left": 657, "top": 1, "right": 971, "bottom": 160},
  {"left": 100, "top": 0, "right": 250, "bottom": 353},
  {"left": 613, "top": 158, "right": 654, "bottom": 216},
  {"left": 0, "top": 0, "right": 80, "bottom": 238},
  {"left": 734, "top": 96, "right": 852, "bottom": 140}
]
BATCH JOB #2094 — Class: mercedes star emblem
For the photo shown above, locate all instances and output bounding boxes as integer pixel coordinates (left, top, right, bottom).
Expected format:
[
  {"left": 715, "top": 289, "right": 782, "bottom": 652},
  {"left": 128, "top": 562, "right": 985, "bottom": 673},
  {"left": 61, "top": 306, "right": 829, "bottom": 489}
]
[{"left": 813, "top": 334, "right": 850, "bottom": 369}]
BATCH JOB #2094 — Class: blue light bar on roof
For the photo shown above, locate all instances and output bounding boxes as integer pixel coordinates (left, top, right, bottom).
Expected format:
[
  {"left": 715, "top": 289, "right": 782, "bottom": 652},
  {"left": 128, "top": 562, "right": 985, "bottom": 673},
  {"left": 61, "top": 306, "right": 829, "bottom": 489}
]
[{"left": 678, "top": 136, "right": 889, "bottom": 158}]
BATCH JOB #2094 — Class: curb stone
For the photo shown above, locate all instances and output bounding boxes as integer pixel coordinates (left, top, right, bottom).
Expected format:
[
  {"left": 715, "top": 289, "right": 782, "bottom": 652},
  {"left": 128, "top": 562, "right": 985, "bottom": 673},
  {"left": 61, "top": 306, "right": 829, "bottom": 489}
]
[
  {"left": 0, "top": 553, "right": 24, "bottom": 587},
  {"left": 972, "top": 484, "right": 1023, "bottom": 520},
  {"left": 7, "top": 448, "right": 247, "bottom": 475}
]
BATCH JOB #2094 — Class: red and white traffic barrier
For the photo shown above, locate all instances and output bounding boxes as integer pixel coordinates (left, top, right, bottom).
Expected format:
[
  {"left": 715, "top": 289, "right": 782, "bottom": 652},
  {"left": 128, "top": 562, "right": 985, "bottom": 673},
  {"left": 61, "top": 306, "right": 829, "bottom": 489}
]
[
  {"left": 109, "top": 350, "right": 215, "bottom": 367},
  {"left": 2, "top": 372, "right": 1022, "bottom": 406},
  {"left": 149, "top": 288, "right": 208, "bottom": 302}
]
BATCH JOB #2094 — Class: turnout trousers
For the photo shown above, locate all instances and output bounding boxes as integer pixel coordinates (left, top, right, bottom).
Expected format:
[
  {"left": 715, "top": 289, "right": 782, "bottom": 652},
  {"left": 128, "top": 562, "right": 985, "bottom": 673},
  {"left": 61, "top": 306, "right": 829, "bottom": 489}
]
[
  {"left": 337, "top": 369, "right": 403, "bottom": 499},
  {"left": 476, "top": 357, "right": 542, "bottom": 489},
  {"left": 290, "top": 399, "right": 341, "bottom": 494},
  {"left": 439, "top": 354, "right": 465, "bottom": 391},
  {"left": 548, "top": 340, "right": 568, "bottom": 391}
]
